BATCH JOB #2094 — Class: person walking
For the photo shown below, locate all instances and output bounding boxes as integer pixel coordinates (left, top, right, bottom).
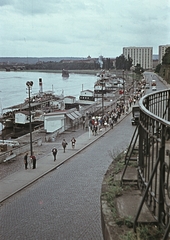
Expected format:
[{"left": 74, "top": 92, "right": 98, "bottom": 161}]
[
  {"left": 52, "top": 147, "right": 57, "bottom": 161},
  {"left": 62, "top": 139, "right": 67, "bottom": 153},
  {"left": 71, "top": 137, "right": 76, "bottom": 149},
  {"left": 82, "top": 120, "right": 85, "bottom": 130},
  {"left": 31, "top": 155, "right": 36, "bottom": 169},
  {"left": 104, "top": 120, "right": 107, "bottom": 131},
  {"left": 109, "top": 118, "right": 113, "bottom": 129},
  {"left": 24, "top": 153, "right": 28, "bottom": 170}
]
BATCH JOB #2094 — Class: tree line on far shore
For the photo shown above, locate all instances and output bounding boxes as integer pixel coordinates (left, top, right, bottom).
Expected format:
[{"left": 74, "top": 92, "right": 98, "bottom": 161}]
[
  {"left": 0, "top": 55, "right": 133, "bottom": 72},
  {"left": 1, "top": 49, "right": 170, "bottom": 84}
]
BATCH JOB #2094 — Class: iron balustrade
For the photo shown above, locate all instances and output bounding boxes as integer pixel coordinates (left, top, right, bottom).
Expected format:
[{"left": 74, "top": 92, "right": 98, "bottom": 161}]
[{"left": 122, "top": 89, "right": 170, "bottom": 239}]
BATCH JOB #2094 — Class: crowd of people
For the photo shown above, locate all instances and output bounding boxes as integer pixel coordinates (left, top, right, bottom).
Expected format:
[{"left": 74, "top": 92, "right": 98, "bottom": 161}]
[
  {"left": 23, "top": 84, "right": 146, "bottom": 169},
  {"left": 88, "top": 86, "right": 145, "bottom": 136}
]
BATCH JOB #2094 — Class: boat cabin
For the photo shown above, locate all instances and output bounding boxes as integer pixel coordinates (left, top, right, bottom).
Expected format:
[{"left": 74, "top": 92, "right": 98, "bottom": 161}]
[
  {"left": 64, "top": 96, "right": 76, "bottom": 104},
  {"left": 79, "top": 90, "right": 94, "bottom": 101},
  {"left": 15, "top": 111, "right": 33, "bottom": 125}
]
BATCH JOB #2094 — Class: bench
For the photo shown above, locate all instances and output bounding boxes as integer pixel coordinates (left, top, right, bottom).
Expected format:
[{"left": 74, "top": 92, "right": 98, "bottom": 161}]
[{"left": 4, "top": 153, "right": 17, "bottom": 162}]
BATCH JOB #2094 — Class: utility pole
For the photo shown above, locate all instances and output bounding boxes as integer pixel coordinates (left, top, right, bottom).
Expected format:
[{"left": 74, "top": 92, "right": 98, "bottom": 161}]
[{"left": 101, "top": 74, "right": 105, "bottom": 116}]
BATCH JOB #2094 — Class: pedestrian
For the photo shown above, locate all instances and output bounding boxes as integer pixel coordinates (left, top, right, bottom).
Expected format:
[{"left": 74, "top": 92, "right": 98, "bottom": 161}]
[
  {"left": 104, "top": 120, "right": 107, "bottom": 130},
  {"left": 94, "top": 125, "right": 98, "bottom": 135},
  {"left": 110, "top": 119, "right": 113, "bottom": 129},
  {"left": 62, "top": 139, "right": 67, "bottom": 153},
  {"left": 129, "top": 99, "right": 132, "bottom": 107},
  {"left": 52, "top": 147, "right": 57, "bottom": 161},
  {"left": 71, "top": 137, "right": 76, "bottom": 149},
  {"left": 24, "top": 153, "right": 28, "bottom": 170},
  {"left": 82, "top": 120, "right": 85, "bottom": 130},
  {"left": 30, "top": 155, "right": 36, "bottom": 169},
  {"left": 28, "top": 156, "right": 32, "bottom": 169}
]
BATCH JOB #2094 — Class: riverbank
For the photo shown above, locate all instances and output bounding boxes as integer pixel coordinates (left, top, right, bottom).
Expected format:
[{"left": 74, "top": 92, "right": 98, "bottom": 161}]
[
  {"left": 0, "top": 69, "right": 117, "bottom": 75},
  {"left": 34, "top": 69, "right": 100, "bottom": 75}
]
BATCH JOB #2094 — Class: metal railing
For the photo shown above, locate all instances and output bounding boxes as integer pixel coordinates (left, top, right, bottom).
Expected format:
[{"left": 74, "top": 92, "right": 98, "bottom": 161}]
[
  {"left": 122, "top": 89, "right": 170, "bottom": 239},
  {"left": 0, "top": 137, "right": 42, "bottom": 163}
]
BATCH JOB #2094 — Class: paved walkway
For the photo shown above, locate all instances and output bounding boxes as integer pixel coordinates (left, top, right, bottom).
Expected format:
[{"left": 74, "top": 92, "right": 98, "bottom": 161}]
[
  {"left": 0, "top": 97, "right": 138, "bottom": 204},
  {"left": 0, "top": 112, "right": 129, "bottom": 203}
]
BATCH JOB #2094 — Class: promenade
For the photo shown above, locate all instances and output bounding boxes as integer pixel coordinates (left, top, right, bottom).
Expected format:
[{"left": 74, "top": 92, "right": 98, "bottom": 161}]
[{"left": 0, "top": 112, "right": 128, "bottom": 203}]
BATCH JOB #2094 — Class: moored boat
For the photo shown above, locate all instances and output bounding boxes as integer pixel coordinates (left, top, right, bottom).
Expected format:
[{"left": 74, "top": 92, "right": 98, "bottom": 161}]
[
  {"left": 62, "top": 69, "right": 69, "bottom": 78},
  {"left": 94, "top": 71, "right": 125, "bottom": 100},
  {"left": 79, "top": 89, "right": 95, "bottom": 101},
  {"left": 0, "top": 79, "right": 65, "bottom": 130}
]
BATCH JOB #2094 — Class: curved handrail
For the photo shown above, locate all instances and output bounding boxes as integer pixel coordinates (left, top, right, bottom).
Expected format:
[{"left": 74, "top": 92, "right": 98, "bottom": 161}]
[
  {"left": 133, "top": 88, "right": 170, "bottom": 238},
  {"left": 139, "top": 89, "right": 170, "bottom": 126}
]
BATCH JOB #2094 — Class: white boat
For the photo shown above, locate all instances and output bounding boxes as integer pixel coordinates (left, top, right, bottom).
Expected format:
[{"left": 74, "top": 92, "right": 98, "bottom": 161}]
[{"left": 0, "top": 79, "right": 64, "bottom": 129}]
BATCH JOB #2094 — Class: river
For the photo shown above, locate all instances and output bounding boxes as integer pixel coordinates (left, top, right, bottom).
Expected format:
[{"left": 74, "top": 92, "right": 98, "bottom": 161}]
[{"left": 0, "top": 71, "right": 97, "bottom": 111}]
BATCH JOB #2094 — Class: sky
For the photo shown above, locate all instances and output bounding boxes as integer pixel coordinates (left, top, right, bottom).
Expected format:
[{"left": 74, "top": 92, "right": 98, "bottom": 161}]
[{"left": 0, "top": 0, "right": 170, "bottom": 58}]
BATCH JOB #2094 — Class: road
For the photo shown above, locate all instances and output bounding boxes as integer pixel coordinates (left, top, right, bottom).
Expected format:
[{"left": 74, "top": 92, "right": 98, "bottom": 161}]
[
  {"left": 0, "top": 114, "right": 134, "bottom": 240},
  {"left": 143, "top": 71, "right": 168, "bottom": 92}
]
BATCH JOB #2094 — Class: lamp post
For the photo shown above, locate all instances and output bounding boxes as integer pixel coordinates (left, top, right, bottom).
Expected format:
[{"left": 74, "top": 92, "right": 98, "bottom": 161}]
[
  {"left": 123, "top": 70, "right": 125, "bottom": 105},
  {"left": 130, "top": 66, "right": 135, "bottom": 94},
  {"left": 26, "top": 81, "right": 33, "bottom": 156},
  {"left": 102, "top": 81, "right": 104, "bottom": 117},
  {"left": 101, "top": 74, "right": 105, "bottom": 117}
]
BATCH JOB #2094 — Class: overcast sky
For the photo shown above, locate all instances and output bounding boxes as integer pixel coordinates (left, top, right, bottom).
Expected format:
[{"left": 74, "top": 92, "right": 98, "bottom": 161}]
[{"left": 0, "top": 0, "right": 170, "bottom": 58}]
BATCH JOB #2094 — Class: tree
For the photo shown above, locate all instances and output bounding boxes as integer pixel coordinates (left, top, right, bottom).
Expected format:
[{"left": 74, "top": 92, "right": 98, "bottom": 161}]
[
  {"left": 134, "top": 64, "right": 144, "bottom": 75},
  {"left": 126, "top": 55, "right": 133, "bottom": 70},
  {"left": 115, "top": 54, "right": 126, "bottom": 69},
  {"left": 104, "top": 58, "right": 111, "bottom": 70},
  {"left": 162, "top": 47, "right": 170, "bottom": 64},
  {"left": 115, "top": 54, "right": 132, "bottom": 70},
  {"left": 155, "top": 63, "right": 162, "bottom": 73},
  {"left": 133, "top": 64, "right": 144, "bottom": 82}
]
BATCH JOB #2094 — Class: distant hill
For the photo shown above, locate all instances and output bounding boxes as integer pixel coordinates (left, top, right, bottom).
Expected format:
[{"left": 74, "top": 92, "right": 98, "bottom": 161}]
[{"left": 0, "top": 57, "right": 86, "bottom": 64}]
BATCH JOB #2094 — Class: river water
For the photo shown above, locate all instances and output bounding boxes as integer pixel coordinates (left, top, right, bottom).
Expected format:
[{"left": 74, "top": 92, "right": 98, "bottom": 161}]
[{"left": 0, "top": 71, "right": 97, "bottom": 111}]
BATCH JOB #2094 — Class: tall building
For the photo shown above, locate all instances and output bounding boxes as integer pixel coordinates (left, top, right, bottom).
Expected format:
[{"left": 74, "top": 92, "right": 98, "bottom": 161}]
[
  {"left": 159, "top": 44, "right": 170, "bottom": 63},
  {"left": 123, "top": 47, "right": 153, "bottom": 69}
]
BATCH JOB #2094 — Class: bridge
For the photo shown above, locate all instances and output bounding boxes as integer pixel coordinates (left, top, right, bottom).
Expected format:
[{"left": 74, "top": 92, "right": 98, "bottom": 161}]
[{"left": 121, "top": 88, "right": 170, "bottom": 239}]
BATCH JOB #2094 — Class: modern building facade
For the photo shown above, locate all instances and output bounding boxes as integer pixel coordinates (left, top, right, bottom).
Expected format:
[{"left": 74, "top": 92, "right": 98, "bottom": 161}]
[
  {"left": 159, "top": 44, "right": 170, "bottom": 63},
  {"left": 123, "top": 47, "right": 153, "bottom": 69}
]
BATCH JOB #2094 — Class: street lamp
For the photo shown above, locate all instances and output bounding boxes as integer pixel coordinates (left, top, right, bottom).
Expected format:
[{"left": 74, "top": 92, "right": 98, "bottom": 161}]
[
  {"left": 101, "top": 74, "right": 105, "bottom": 117},
  {"left": 26, "top": 81, "right": 33, "bottom": 156},
  {"left": 122, "top": 70, "right": 125, "bottom": 105},
  {"left": 130, "top": 66, "right": 135, "bottom": 94}
]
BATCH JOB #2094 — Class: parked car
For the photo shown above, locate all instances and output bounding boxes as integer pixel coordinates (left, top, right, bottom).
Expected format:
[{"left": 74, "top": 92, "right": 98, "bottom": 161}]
[
  {"left": 131, "top": 106, "right": 140, "bottom": 125},
  {"left": 131, "top": 117, "right": 139, "bottom": 125}
]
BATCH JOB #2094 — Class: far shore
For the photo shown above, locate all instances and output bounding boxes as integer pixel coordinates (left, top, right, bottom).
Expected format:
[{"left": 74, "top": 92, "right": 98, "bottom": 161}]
[
  {"left": 29, "top": 69, "right": 101, "bottom": 75},
  {"left": 0, "top": 69, "right": 117, "bottom": 75}
]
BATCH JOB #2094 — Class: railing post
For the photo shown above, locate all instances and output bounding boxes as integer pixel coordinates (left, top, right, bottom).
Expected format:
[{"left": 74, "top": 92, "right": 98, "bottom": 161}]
[
  {"left": 138, "top": 120, "right": 144, "bottom": 169},
  {"left": 158, "top": 125, "right": 166, "bottom": 224},
  {"left": 168, "top": 90, "right": 170, "bottom": 122}
]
